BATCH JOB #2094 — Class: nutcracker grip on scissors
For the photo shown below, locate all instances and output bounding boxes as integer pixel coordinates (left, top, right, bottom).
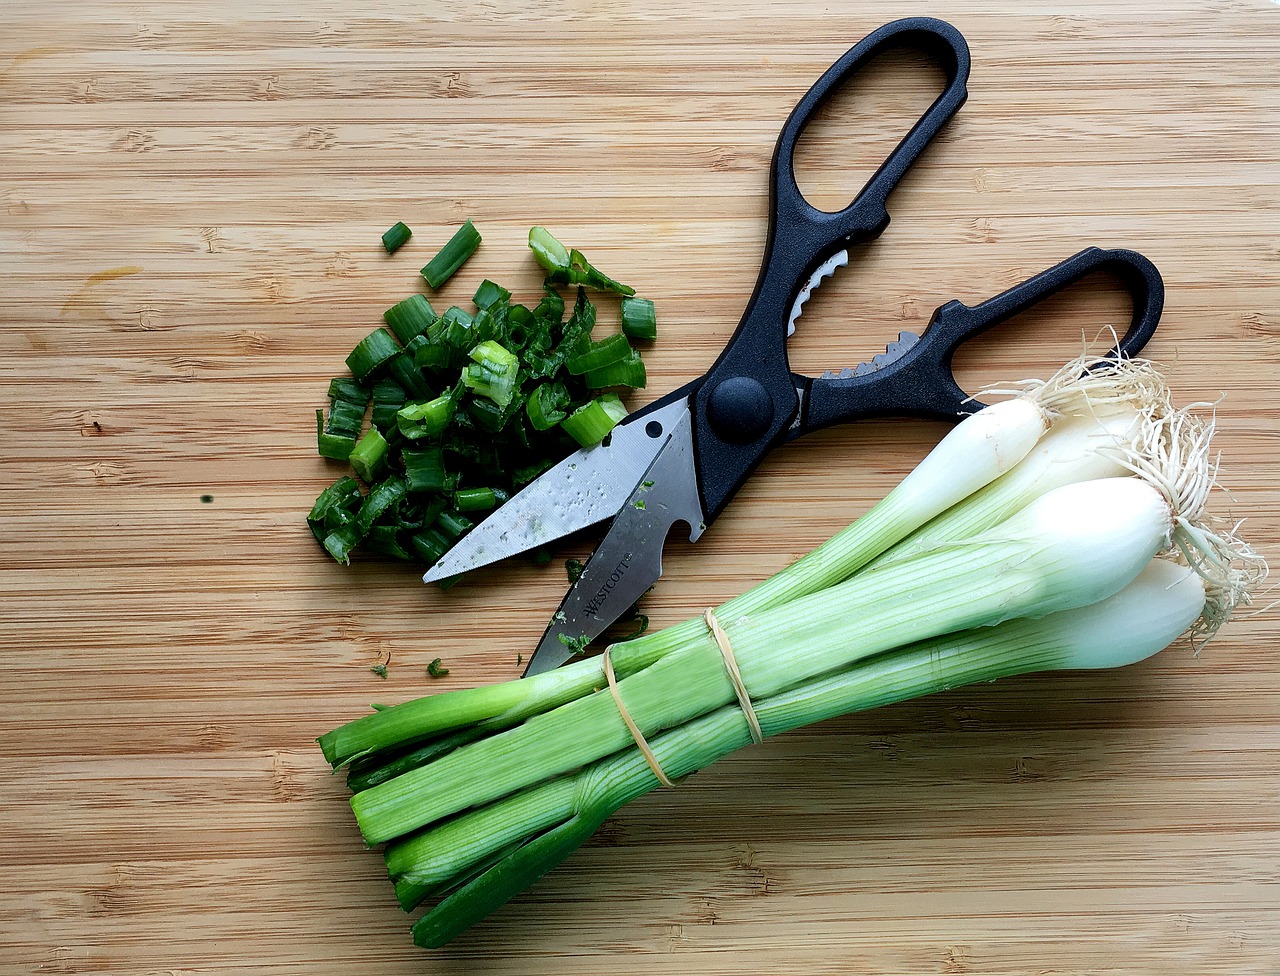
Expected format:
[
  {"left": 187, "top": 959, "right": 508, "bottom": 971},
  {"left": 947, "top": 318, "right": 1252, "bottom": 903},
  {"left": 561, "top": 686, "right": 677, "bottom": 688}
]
[{"left": 799, "top": 246, "right": 1166, "bottom": 431}]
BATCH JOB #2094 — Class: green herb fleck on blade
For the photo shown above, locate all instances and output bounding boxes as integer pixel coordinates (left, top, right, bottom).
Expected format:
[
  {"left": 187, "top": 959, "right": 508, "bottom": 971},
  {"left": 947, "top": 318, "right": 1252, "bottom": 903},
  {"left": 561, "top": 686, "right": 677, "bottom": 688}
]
[
  {"left": 427, "top": 658, "right": 450, "bottom": 678},
  {"left": 565, "top": 559, "right": 585, "bottom": 585},
  {"left": 556, "top": 633, "right": 591, "bottom": 657}
]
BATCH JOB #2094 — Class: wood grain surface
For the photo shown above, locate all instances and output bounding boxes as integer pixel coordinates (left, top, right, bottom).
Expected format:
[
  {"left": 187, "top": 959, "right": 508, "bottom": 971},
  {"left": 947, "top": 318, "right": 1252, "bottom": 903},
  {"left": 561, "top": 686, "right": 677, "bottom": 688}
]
[{"left": 2, "top": 1, "right": 1278, "bottom": 973}]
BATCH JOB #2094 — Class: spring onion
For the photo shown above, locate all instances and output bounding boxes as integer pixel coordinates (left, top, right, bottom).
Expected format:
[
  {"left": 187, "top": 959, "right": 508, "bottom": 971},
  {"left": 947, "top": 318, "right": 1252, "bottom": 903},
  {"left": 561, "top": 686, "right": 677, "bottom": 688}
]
[
  {"left": 384, "top": 295, "right": 436, "bottom": 345},
  {"left": 585, "top": 350, "right": 646, "bottom": 389},
  {"left": 620, "top": 296, "right": 657, "bottom": 340},
  {"left": 460, "top": 340, "right": 519, "bottom": 408},
  {"left": 560, "top": 393, "right": 627, "bottom": 447},
  {"left": 317, "top": 355, "right": 1264, "bottom": 948},
  {"left": 382, "top": 221, "right": 413, "bottom": 254},
  {"left": 348, "top": 428, "right": 389, "bottom": 484},
  {"left": 421, "top": 220, "right": 482, "bottom": 289},
  {"left": 346, "top": 329, "right": 401, "bottom": 382}
]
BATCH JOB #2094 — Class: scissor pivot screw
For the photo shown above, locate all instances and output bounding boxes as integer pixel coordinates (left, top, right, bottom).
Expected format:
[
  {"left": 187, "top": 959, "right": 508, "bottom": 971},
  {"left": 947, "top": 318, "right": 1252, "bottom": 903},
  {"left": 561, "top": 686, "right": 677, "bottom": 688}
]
[{"left": 707, "top": 376, "right": 774, "bottom": 444}]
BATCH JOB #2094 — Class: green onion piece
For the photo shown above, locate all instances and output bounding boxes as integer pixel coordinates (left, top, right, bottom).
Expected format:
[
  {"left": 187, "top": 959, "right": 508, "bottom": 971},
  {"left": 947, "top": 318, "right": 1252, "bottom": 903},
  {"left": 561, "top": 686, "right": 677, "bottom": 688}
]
[
  {"left": 566, "top": 334, "right": 632, "bottom": 375},
  {"left": 323, "top": 397, "right": 367, "bottom": 438},
  {"left": 370, "top": 663, "right": 389, "bottom": 678},
  {"left": 453, "top": 487, "right": 506, "bottom": 513},
  {"left": 525, "top": 382, "right": 570, "bottom": 431},
  {"left": 569, "top": 247, "right": 635, "bottom": 296},
  {"left": 316, "top": 409, "right": 358, "bottom": 460},
  {"left": 585, "top": 350, "right": 646, "bottom": 389},
  {"left": 356, "top": 476, "right": 409, "bottom": 534},
  {"left": 473, "top": 279, "right": 511, "bottom": 310},
  {"left": 461, "top": 340, "right": 519, "bottom": 408},
  {"left": 502, "top": 306, "right": 533, "bottom": 352},
  {"left": 365, "top": 524, "right": 412, "bottom": 560},
  {"left": 371, "top": 379, "right": 408, "bottom": 433},
  {"left": 512, "top": 457, "right": 554, "bottom": 486},
  {"left": 322, "top": 377, "right": 370, "bottom": 439},
  {"left": 383, "top": 295, "right": 437, "bottom": 345},
  {"left": 307, "top": 476, "right": 362, "bottom": 542},
  {"left": 436, "top": 511, "right": 473, "bottom": 542},
  {"left": 528, "top": 226, "right": 571, "bottom": 274},
  {"left": 534, "top": 285, "right": 565, "bottom": 326},
  {"left": 397, "top": 395, "right": 455, "bottom": 440},
  {"left": 327, "top": 377, "right": 369, "bottom": 403},
  {"left": 322, "top": 523, "right": 363, "bottom": 565},
  {"left": 565, "top": 558, "right": 585, "bottom": 584},
  {"left": 421, "top": 219, "right": 481, "bottom": 289},
  {"left": 409, "top": 530, "right": 448, "bottom": 564},
  {"left": 381, "top": 221, "right": 413, "bottom": 254},
  {"left": 402, "top": 446, "right": 448, "bottom": 493},
  {"left": 620, "top": 296, "right": 657, "bottom": 340},
  {"left": 560, "top": 394, "right": 627, "bottom": 447},
  {"left": 427, "top": 658, "right": 450, "bottom": 678},
  {"left": 386, "top": 353, "right": 432, "bottom": 400},
  {"left": 414, "top": 342, "right": 454, "bottom": 373},
  {"left": 347, "top": 329, "right": 401, "bottom": 382},
  {"left": 349, "top": 428, "right": 390, "bottom": 483}
]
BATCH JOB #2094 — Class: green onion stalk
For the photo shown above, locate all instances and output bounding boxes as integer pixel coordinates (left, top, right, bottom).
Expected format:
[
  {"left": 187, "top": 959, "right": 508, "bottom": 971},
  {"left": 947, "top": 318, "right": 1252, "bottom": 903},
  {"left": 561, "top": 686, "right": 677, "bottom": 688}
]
[{"left": 317, "top": 356, "right": 1264, "bottom": 948}]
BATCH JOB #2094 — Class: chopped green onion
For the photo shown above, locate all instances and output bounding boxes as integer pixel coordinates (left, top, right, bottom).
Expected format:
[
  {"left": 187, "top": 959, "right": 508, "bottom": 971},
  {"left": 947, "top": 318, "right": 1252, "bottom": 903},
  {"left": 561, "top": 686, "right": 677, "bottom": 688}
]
[
  {"left": 370, "top": 663, "right": 389, "bottom": 678},
  {"left": 382, "top": 222, "right": 413, "bottom": 254},
  {"left": 402, "top": 446, "right": 448, "bottom": 493},
  {"left": 366, "top": 524, "right": 413, "bottom": 560},
  {"left": 427, "top": 658, "right": 450, "bottom": 678},
  {"left": 356, "top": 476, "right": 409, "bottom": 534},
  {"left": 316, "top": 410, "right": 358, "bottom": 460},
  {"left": 308, "top": 476, "right": 362, "bottom": 543},
  {"left": 347, "top": 329, "right": 401, "bottom": 382},
  {"left": 409, "top": 530, "right": 449, "bottom": 564},
  {"left": 565, "top": 558, "right": 585, "bottom": 584},
  {"left": 569, "top": 247, "right": 635, "bottom": 296},
  {"left": 421, "top": 220, "right": 481, "bottom": 289},
  {"left": 453, "top": 487, "right": 506, "bottom": 513},
  {"left": 371, "top": 379, "right": 408, "bottom": 434},
  {"left": 620, "top": 296, "right": 657, "bottom": 340},
  {"left": 349, "top": 428, "right": 390, "bottom": 484},
  {"left": 473, "top": 279, "right": 511, "bottom": 310},
  {"left": 397, "top": 395, "right": 455, "bottom": 440},
  {"left": 528, "top": 226, "right": 571, "bottom": 274},
  {"left": 435, "top": 511, "right": 473, "bottom": 542},
  {"left": 560, "top": 393, "right": 627, "bottom": 447},
  {"left": 386, "top": 353, "right": 432, "bottom": 400},
  {"left": 585, "top": 350, "right": 646, "bottom": 389},
  {"left": 525, "top": 382, "right": 570, "bottom": 431},
  {"left": 566, "top": 334, "right": 632, "bottom": 375},
  {"left": 384, "top": 295, "right": 437, "bottom": 345},
  {"left": 322, "top": 523, "right": 363, "bottom": 565},
  {"left": 461, "top": 340, "right": 519, "bottom": 408}
]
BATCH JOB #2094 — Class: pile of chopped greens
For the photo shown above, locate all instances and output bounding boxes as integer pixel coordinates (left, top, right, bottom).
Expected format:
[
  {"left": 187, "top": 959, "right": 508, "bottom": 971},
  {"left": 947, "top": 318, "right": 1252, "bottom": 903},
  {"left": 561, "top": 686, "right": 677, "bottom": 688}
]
[{"left": 308, "top": 224, "right": 657, "bottom": 577}]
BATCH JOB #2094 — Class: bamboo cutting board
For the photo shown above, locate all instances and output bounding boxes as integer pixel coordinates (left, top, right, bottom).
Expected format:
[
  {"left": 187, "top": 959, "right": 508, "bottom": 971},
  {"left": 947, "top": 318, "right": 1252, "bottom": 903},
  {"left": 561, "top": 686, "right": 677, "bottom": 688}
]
[{"left": 2, "top": 1, "right": 1278, "bottom": 973}]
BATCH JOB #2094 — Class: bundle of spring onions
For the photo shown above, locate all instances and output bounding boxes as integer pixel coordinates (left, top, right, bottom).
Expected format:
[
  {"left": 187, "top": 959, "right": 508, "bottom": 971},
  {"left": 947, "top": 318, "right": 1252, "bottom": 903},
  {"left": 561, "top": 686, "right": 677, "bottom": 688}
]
[{"left": 318, "top": 354, "right": 1264, "bottom": 948}]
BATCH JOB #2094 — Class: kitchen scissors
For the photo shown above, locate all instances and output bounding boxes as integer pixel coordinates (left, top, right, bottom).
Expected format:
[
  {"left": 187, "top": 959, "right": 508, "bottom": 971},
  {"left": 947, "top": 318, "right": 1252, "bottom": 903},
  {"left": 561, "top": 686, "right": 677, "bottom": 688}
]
[{"left": 423, "top": 17, "right": 1166, "bottom": 676}]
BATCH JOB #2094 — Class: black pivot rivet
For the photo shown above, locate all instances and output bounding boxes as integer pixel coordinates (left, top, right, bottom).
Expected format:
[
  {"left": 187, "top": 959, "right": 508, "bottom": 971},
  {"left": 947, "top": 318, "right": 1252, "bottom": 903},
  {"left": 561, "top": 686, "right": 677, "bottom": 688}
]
[{"left": 706, "top": 376, "right": 774, "bottom": 444}]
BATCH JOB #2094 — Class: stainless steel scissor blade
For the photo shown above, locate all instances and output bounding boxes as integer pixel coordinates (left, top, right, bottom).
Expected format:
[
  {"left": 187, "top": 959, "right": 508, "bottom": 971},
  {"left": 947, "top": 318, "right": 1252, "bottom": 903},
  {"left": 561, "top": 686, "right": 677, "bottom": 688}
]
[
  {"left": 522, "top": 408, "right": 706, "bottom": 676},
  {"left": 422, "top": 394, "right": 692, "bottom": 583}
]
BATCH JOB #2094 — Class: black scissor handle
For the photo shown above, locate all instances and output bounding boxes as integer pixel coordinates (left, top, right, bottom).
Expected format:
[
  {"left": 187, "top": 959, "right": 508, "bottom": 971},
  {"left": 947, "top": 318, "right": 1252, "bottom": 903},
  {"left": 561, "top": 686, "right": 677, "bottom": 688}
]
[
  {"left": 690, "top": 19, "right": 970, "bottom": 520},
  {"left": 772, "top": 17, "right": 970, "bottom": 250},
  {"left": 798, "top": 247, "right": 1166, "bottom": 432}
]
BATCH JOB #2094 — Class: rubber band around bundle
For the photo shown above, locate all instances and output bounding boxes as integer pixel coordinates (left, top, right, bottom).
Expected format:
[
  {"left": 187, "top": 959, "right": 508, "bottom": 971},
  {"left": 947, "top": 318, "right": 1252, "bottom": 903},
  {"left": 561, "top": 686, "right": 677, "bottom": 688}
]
[
  {"left": 602, "top": 646, "right": 675, "bottom": 788},
  {"left": 704, "top": 608, "right": 764, "bottom": 745},
  {"left": 601, "top": 608, "right": 764, "bottom": 790}
]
